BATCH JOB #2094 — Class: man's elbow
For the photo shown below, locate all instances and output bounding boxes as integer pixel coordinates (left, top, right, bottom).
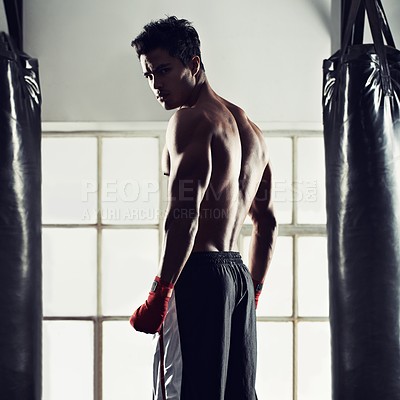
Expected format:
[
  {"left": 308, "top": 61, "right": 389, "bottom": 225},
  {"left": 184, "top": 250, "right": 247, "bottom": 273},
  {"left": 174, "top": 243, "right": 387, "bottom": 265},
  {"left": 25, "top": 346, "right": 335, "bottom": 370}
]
[{"left": 252, "top": 209, "right": 278, "bottom": 237}]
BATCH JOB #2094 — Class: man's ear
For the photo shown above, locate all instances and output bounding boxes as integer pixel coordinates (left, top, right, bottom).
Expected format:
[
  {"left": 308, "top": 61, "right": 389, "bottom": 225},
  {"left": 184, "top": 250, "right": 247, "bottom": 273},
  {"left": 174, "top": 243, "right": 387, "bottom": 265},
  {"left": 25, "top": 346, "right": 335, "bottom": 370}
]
[{"left": 190, "top": 56, "right": 201, "bottom": 76}]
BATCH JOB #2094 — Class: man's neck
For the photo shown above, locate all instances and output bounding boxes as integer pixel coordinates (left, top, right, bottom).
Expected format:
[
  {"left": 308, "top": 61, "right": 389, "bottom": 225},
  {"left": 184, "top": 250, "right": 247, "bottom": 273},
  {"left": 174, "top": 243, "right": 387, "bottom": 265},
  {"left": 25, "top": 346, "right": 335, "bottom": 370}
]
[{"left": 181, "top": 73, "right": 210, "bottom": 108}]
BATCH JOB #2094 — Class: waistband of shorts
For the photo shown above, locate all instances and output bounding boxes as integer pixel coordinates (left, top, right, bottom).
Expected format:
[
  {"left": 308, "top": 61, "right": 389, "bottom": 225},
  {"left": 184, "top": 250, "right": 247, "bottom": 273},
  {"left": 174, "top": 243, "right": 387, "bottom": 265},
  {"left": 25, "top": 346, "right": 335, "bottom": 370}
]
[{"left": 187, "top": 251, "right": 243, "bottom": 264}]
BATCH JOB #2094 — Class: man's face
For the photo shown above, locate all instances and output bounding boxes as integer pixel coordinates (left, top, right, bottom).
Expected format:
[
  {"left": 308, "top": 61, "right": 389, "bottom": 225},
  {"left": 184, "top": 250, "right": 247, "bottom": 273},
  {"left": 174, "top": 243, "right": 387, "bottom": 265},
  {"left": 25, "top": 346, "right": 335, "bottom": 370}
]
[{"left": 140, "top": 48, "right": 195, "bottom": 110}]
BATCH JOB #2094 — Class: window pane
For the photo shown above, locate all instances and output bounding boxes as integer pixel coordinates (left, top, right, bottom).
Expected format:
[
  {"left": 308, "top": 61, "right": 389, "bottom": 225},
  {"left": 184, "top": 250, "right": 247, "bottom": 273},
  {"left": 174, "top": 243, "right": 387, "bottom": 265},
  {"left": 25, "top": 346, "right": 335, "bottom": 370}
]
[
  {"left": 103, "top": 321, "right": 154, "bottom": 399},
  {"left": 42, "top": 137, "right": 97, "bottom": 224},
  {"left": 242, "top": 236, "right": 293, "bottom": 316},
  {"left": 102, "top": 229, "right": 159, "bottom": 315},
  {"left": 101, "top": 138, "right": 159, "bottom": 225},
  {"left": 297, "top": 137, "right": 326, "bottom": 224},
  {"left": 256, "top": 322, "right": 292, "bottom": 399},
  {"left": 265, "top": 137, "right": 293, "bottom": 224},
  {"left": 42, "top": 228, "right": 97, "bottom": 316},
  {"left": 298, "top": 237, "right": 329, "bottom": 317},
  {"left": 43, "top": 321, "right": 93, "bottom": 400},
  {"left": 298, "top": 322, "right": 331, "bottom": 400}
]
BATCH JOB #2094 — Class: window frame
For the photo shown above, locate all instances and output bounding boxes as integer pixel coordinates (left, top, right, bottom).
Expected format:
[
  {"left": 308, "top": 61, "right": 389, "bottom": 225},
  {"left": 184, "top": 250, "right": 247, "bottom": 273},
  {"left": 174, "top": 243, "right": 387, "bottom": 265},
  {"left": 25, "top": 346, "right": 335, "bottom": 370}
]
[{"left": 42, "top": 123, "right": 328, "bottom": 400}]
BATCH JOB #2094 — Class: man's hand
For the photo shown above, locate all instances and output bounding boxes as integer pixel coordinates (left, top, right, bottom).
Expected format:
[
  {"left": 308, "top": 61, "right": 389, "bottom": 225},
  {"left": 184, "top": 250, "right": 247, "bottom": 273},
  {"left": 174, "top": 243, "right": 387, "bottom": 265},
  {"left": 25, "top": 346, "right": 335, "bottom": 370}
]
[
  {"left": 252, "top": 278, "right": 264, "bottom": 309},
  {"left": 129, "top": 276, "right": 174, "bottom": 334}
]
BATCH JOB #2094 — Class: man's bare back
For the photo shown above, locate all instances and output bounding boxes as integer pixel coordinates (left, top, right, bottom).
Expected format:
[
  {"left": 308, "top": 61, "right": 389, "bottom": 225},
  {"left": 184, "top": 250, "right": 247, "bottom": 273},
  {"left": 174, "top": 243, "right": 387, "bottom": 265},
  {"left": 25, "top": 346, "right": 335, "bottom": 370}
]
[{"left": 162, "top": 86, "right": 270, "bottom": 254}]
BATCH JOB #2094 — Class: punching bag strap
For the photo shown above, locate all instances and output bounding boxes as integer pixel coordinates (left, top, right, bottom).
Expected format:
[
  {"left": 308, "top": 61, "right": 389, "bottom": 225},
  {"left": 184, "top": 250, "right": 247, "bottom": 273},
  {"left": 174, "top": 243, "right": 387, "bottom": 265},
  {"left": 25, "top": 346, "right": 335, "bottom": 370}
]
[
  {"left": 341, "top": 0, "right": 393, "bottom": 96},
  {"left": 0, "top": 31, "right": 16, "bottom": 60},
  {"left": 365, "top": 0, "right": 393, "bottom": 96},
  {"left": 352, "top": 3, "right": 366, "bottom": 45},
  {"left": 3, "top": 0, "right": 22, "bottom": 51},
  {"left": 341, "top": 0, "right": 365, "bottom": 46},
  {"left": 341, "top": 0, "right": 363, "bottom": 52},
  {"left": 376, "top": 0, "right": 395, "bottom": 48},
  {"left": 342, "top": 1, "right": 365, "bottom": 46},
  {"left": 343, "top": 0, "right": 395, "bottom": 48}
]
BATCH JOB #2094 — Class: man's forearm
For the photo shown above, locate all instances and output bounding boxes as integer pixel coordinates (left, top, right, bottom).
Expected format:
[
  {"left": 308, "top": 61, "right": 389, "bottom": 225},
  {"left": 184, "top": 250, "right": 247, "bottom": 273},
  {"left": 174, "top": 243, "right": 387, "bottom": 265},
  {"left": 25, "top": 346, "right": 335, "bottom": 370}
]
[
  {"left": 157, "top": 210, "right": 199, "bottom": 284},
  {"left": 248, "top": 221, "right": 277, "bottom": 282}
]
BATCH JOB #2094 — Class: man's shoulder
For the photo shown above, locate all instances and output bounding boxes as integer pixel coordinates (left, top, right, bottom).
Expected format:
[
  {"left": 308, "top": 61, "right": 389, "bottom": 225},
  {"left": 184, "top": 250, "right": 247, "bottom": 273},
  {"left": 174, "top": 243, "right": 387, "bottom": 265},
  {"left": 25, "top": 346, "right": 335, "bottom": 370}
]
[
  {"left": 170, "top": 106, "right": 215, "bottom": 126},
  {"left": 167, "top": 107, "right": 215, "bottom": 137},
  {"left": 219, "top": 98, "right": 247, "bottom": 119},
  {"left": 166, "top": 108, "right": 213, "bottom": 153}
]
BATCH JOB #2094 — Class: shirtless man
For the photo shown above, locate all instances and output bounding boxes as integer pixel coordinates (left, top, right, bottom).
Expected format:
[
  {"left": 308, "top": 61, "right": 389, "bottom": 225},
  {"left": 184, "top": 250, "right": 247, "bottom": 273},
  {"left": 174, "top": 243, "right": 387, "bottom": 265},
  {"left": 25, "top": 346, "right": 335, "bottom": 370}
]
[{"left": 129, "top": 16, "right": 277, "bottom": 400}]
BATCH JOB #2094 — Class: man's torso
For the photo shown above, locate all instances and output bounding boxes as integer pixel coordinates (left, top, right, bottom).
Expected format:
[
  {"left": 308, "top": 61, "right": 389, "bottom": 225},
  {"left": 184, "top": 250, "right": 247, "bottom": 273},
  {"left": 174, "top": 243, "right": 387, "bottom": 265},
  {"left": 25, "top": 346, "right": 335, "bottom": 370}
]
[{"left": 162, "top": 91, "right": 268, "bottom": 252}]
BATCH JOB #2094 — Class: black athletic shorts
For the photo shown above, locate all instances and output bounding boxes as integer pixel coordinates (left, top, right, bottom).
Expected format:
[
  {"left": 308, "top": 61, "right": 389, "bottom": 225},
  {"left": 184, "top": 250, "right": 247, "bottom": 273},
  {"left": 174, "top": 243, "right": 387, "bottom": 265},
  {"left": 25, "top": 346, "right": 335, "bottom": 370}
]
[{"left": 153, "top": 251, "right": 258, "bottom": 400}]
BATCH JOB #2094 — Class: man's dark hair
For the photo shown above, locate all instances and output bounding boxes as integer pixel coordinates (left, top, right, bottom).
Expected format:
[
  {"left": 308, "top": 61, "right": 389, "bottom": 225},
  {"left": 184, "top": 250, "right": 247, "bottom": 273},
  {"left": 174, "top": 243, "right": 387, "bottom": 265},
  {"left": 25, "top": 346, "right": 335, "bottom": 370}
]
[{"left": 131, "top": 16, "right": 205, "bottom": 71}]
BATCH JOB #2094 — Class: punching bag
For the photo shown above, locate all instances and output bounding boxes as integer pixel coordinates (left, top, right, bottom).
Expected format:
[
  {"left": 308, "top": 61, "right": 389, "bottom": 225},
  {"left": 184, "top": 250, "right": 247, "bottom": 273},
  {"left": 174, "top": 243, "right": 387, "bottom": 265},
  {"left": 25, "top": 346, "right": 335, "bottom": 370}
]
[
  {"left": 0, "top": 29, "right": 42, "bottom": 400},
  {"left": 323, "top": 0, "right": 400, "bottom": 399}
]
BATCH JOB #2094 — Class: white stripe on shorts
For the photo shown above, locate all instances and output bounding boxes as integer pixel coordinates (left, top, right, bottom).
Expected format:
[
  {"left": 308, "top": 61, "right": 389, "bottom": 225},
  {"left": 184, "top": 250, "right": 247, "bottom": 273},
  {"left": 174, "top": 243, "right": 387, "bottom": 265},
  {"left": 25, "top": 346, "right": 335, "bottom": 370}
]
[{"left": 153, "top": 292, "right": 182, "bottom": 400}]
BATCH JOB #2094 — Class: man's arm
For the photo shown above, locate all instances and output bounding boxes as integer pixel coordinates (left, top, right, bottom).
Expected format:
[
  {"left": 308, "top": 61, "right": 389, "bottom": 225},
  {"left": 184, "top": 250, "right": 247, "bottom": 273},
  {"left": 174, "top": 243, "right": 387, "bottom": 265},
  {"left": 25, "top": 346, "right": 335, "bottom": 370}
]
[
  {"left": 129, "top": 109, "right": 212, "bottom": 334},
  {"left": 248, "top": 163, "right": 278, "bottom": 284},
  {"left": 157, "top": 109, "right": 212, "bottom": 284}
]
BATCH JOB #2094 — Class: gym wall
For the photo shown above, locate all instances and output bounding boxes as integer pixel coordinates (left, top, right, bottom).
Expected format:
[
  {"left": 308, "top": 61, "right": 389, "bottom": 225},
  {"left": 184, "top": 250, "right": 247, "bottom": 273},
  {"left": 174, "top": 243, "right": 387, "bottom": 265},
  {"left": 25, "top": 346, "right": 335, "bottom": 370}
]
[{"left": 22, "top": 0, "right": 336, "bottom": 125}]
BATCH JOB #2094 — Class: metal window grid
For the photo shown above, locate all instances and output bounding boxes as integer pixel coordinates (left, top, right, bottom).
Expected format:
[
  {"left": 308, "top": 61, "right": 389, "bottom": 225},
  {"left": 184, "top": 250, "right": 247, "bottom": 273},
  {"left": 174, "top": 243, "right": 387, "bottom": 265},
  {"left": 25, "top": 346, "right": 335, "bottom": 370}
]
[{"left": 42, "top": 127, "right": 328, "bottom": 400}]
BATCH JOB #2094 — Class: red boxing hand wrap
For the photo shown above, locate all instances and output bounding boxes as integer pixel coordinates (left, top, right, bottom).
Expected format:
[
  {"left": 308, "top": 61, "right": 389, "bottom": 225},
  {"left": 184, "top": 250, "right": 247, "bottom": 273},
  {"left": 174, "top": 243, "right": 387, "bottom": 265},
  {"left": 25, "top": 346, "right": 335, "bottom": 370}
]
[
  {"left": 252, "top": 278, "right": 264, "bottom": 309},
  {"left": 130, "top": 276, "right": 174, "bottom": 334}
]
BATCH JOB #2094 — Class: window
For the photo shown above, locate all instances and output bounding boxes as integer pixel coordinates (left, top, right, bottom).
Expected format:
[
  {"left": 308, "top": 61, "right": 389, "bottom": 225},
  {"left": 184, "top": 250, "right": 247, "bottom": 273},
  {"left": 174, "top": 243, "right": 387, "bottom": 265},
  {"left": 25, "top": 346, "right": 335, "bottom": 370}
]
[{"left": 42, "top": 127, "right": 330, "bottom": 399}]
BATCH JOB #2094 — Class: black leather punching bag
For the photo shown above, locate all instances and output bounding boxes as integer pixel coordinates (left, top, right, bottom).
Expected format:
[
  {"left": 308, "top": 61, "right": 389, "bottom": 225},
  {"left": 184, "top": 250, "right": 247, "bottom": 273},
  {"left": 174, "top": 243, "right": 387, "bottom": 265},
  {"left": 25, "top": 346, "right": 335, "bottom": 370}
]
[
  {"left": 323, "top": 0, "right": 400, "bottom": 399},
  {"left": 0, "top": 30, "right": 42, "bottom": 400}
]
